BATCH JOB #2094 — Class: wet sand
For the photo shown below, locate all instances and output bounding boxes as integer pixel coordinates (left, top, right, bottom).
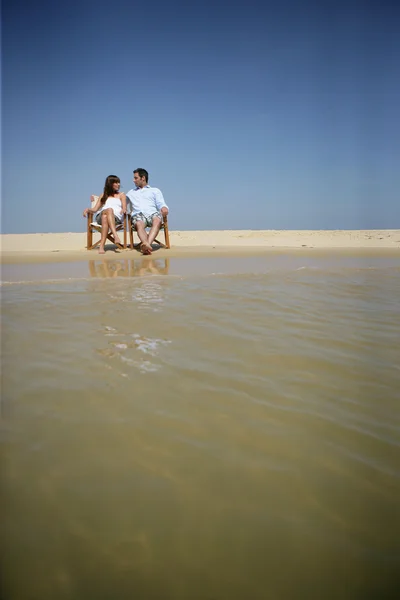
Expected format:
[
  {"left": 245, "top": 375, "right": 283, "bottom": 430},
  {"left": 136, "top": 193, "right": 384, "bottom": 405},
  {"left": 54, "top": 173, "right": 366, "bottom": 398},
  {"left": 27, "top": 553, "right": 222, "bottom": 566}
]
[{"left": 1, "top": 250, "right": 400, "bottom": 285}]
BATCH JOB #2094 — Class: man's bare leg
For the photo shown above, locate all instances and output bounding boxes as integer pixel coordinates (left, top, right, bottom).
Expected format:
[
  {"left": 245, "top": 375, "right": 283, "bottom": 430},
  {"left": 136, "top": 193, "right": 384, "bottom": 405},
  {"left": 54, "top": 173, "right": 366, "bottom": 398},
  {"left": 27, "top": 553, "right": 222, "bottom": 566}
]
[
  {"left": 147, "top": 217, "right": 162, "bottom": 246},
  {"left": 148, "top": 260, "right": 161, "bottom": 275},
  {"left": 104, "top": 208, "right": 122, "bottom": 246},
  {"left": 135, "top": 221, "right": 152, "bottom": 254},
  {"left": 98, "top": 213, "right": 109, "bottom": 254}
]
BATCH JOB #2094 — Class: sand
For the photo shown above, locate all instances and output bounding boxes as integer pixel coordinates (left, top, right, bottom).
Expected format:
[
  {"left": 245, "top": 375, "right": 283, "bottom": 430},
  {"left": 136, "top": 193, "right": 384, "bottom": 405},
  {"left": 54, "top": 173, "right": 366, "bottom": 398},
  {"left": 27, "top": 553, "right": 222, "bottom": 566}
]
[{"left": 1, "top": 230, "right": 399, "bottom": 264}]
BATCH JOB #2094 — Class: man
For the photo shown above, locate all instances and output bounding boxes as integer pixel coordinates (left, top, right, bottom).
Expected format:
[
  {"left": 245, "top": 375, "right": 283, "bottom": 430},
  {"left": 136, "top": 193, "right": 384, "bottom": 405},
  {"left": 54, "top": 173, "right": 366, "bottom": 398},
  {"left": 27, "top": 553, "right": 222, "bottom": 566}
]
[{"left": 126, "top": 168, "right": 169, "bottom": 255}]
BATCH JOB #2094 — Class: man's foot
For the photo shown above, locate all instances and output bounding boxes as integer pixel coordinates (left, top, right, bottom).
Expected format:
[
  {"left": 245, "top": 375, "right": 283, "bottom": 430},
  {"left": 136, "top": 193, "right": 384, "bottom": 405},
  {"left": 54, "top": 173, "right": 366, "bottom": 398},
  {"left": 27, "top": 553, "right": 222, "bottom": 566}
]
[
  {"left": 141, "top": 242, "right": 152, "bottom": 255},
  {"left": 98, "top": 247, "right": 106, "bottom": 254}
]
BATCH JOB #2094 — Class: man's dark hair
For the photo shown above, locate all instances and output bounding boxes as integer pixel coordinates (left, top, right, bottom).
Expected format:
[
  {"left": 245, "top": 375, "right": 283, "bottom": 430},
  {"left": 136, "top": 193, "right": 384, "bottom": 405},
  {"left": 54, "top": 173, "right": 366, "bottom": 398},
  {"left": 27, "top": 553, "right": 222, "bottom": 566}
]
[{"left": 134, "top": 168, "right": 149, "bottom": 182}]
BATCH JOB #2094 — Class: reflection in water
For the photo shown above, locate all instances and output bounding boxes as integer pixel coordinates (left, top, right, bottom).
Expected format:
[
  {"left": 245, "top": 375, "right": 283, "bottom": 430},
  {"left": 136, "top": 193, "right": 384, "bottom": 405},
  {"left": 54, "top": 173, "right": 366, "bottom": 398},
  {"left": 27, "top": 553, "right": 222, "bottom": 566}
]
[{"left": 89, "top": 258, "right": 170, "bottom": 278}]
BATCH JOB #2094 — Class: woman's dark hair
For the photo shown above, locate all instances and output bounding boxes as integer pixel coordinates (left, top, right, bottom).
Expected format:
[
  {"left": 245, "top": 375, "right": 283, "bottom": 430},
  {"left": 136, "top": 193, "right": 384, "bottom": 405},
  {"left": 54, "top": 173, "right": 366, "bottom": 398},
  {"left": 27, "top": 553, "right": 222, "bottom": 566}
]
[{"left": 101, "top": 175, "right": 120, "bottom": 204}]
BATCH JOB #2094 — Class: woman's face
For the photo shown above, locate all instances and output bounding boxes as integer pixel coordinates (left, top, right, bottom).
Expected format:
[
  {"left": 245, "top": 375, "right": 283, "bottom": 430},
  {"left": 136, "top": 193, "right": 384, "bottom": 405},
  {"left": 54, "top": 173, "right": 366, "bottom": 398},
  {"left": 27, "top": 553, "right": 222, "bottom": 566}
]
[{"left": 112, "top": 181, "right": 120, "bottom": 192}]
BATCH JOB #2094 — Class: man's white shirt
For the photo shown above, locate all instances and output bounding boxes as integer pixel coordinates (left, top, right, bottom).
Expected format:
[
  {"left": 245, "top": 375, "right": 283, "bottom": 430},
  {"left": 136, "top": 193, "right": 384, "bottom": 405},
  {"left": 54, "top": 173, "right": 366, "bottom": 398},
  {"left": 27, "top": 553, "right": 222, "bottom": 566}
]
[{"left": 126, "top": 185, "right": 168, "bottom": 217}]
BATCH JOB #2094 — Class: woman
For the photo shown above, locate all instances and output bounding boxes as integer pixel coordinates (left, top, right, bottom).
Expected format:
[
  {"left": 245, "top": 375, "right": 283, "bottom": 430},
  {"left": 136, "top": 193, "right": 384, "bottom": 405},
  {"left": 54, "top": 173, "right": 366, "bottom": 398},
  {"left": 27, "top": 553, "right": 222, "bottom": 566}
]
[{"left": 83, "top": 175, "right": 127, "bottom": 254}]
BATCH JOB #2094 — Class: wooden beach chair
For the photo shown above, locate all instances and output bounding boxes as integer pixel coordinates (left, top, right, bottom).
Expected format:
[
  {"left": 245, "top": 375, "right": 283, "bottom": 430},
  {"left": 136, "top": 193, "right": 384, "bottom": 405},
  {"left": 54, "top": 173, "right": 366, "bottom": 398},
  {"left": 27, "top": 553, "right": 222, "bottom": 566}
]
[{"left": 86, "top": 195, "right": 134, "bottom": 251}]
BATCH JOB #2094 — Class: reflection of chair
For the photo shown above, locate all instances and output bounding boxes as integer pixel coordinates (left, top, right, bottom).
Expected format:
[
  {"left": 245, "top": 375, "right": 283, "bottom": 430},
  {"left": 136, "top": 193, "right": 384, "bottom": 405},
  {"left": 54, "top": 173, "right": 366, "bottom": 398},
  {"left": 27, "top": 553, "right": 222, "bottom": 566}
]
[
  {"left": 86, "top": 196, "right": 134, "bottom": 250},
  {"left": 131, "top": 215, "right": 171, "bottom": 249}
]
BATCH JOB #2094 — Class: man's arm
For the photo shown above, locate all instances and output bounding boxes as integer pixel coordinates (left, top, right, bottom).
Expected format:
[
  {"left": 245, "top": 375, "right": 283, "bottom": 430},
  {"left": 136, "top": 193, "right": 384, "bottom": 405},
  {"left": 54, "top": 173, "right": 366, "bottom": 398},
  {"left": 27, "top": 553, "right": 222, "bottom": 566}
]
[
  {"left": 154, "top": 188, "right": 169, "bottom": 216},
  {"left": 125, "top": 189, "right": 134, "bottom": 214},
  {"left": 120, "top": 193, "right": 127, "bottom": 214}
]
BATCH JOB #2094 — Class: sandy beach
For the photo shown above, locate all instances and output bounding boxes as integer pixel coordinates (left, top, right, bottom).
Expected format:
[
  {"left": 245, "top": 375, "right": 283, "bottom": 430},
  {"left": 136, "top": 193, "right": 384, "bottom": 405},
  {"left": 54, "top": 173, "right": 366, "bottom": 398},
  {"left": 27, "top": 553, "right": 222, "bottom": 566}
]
[{"left": 1, "top": 229, "right": 399, "bottom": 264}]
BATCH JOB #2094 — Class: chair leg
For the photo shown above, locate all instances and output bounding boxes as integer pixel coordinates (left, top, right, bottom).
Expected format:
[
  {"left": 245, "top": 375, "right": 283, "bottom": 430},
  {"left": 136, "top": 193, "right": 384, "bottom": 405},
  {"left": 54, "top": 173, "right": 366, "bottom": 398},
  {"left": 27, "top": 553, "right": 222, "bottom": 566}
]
[
  {"left": 89, "top": 239, "right": 101, "bottom": 250},
  {"left": 123, "top": 215, "right": 127, "bottom": 249},
  {"left": 163, "top": 258, "right": 170, "bottom": 274},
  {"left": 87, "top": 216, "right": 92, "bottom": 249},
  {"left": 129, "top": 216, "right": 134, "bottom": 249},
  {"left": 164, "top": 218, "right": 171, "bottom": 249}
]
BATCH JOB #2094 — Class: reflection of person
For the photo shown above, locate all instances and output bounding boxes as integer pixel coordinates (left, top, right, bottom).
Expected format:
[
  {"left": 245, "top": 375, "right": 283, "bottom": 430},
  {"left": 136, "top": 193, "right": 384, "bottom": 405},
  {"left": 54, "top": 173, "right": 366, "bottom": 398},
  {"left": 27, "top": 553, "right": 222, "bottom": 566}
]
[
  {"left": 136, "top": 258, "right": 170, "bottom": 277},
  {"left": 88, "top": 258, "right": 170, "bottom": 278},
  {"left": 126, "top": 168, "right": 168, "bottom": 255},
  {"left": 83, "top": 175, "right": 127, "bottom": 254},
  {"left": 89, "top": 259, "right": 130, "bottom": 278}
]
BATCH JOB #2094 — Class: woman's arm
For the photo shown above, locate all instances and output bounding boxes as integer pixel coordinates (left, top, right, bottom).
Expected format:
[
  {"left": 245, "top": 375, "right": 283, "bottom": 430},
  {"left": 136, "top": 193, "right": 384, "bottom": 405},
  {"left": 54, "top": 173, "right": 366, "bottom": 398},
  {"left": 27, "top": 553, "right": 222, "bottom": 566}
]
[{"left": 83, "top": 194, "right": 103, "bottom": 217}]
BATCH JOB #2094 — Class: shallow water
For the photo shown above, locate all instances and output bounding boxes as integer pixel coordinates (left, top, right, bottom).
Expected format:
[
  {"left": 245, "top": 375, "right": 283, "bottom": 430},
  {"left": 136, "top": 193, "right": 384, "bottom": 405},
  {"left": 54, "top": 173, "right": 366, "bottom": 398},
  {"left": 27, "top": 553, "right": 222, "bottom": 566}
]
[{"left": 1, "top": 254, "right": 400, "bottom": 599}]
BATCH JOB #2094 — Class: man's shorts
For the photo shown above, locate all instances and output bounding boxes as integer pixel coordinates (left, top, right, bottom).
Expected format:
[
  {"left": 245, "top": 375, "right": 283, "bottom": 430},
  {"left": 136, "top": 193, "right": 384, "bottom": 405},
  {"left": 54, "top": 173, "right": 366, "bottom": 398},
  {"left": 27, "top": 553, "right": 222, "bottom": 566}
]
[
  {"left": 131, "top": 212, "right": 162, "bottom": 229},
  {"left": 96, "top": 212, "right": 123, "bottom": 226}
]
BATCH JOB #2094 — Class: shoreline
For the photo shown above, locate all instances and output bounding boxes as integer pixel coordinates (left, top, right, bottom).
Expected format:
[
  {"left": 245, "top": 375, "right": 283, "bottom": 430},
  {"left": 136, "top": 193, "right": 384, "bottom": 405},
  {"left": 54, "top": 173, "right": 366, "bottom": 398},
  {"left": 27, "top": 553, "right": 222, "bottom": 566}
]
[
  {"left": 1, "top": 230, "right": 399, "bottom": 265},
  {"left": 1, "top": 246, "right": 400, "bottom": 266}
]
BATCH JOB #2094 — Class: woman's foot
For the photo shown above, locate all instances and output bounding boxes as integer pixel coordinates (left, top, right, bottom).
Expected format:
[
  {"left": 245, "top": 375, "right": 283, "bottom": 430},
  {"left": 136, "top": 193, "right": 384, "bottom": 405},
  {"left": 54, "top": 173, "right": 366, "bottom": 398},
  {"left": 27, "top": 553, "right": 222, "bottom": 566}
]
[
  {"left": 98, "top": 247, "right": 106, "bottom": 254},
  {"left": 114, "top": 236, "right": 123, "bottom": 247}
]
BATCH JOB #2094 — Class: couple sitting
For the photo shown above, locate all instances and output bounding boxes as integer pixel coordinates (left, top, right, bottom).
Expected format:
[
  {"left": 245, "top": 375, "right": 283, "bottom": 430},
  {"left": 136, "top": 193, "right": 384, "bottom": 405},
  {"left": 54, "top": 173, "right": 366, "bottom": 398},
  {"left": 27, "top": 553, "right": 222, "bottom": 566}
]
[{"left": 83, "top": 168, "right": 169, "bottom": 255}]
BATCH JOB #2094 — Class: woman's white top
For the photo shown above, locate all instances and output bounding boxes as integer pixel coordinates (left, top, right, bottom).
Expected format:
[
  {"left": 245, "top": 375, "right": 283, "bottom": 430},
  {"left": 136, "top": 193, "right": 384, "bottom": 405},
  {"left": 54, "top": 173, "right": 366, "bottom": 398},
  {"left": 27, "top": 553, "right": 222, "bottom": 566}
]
[{"left": 99, "top": 196, "right": 123, "bottom": 219}]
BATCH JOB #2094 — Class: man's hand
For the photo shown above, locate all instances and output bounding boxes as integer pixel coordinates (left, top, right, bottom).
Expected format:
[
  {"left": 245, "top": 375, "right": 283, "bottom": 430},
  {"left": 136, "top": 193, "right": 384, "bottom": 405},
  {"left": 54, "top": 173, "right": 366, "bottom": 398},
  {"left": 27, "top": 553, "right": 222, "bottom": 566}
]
[{"left": 161, "top": 207, "right": 169, "bottom": 217}]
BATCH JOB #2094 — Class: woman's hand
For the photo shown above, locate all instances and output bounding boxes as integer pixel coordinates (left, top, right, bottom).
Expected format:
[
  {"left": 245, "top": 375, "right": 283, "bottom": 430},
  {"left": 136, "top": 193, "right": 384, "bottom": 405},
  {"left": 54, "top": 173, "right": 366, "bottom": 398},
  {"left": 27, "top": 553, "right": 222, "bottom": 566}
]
[{"left": 83, "top": 208, "right": 90, "bottom": 217}]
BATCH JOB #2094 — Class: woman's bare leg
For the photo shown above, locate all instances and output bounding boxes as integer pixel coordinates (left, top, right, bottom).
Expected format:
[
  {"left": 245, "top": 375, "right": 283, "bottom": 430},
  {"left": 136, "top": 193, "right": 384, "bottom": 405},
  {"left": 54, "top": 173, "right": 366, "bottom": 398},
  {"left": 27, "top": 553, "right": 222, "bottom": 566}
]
[
  {"left": 98, "top": 213, "right": 109, "bottom": 254},
  {"left": 104, "top": 208, "right": 122, "bottom": 246}
]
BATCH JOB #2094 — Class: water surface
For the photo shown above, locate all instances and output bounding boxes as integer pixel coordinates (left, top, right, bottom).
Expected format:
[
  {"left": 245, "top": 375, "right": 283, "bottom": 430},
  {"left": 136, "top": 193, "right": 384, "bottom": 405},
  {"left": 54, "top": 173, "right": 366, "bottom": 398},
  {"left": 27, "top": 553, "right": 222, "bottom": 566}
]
[{"left": 2, "top": 254, "right": 400, "bottom": 599}]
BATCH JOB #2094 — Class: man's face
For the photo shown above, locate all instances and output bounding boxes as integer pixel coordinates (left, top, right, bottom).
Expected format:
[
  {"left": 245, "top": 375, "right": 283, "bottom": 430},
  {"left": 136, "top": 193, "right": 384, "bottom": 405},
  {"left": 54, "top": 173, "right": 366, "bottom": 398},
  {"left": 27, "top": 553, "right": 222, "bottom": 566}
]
[{"left": 134, "top": 172, "right": 146, "bottom": 188}]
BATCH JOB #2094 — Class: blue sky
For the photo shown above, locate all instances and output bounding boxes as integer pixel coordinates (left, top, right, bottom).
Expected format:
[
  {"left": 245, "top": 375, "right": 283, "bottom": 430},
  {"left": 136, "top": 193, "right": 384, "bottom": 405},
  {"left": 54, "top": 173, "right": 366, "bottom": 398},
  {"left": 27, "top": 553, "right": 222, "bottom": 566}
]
[{"left": 2, "top": 0, "right": 399, "bottom": 233}]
